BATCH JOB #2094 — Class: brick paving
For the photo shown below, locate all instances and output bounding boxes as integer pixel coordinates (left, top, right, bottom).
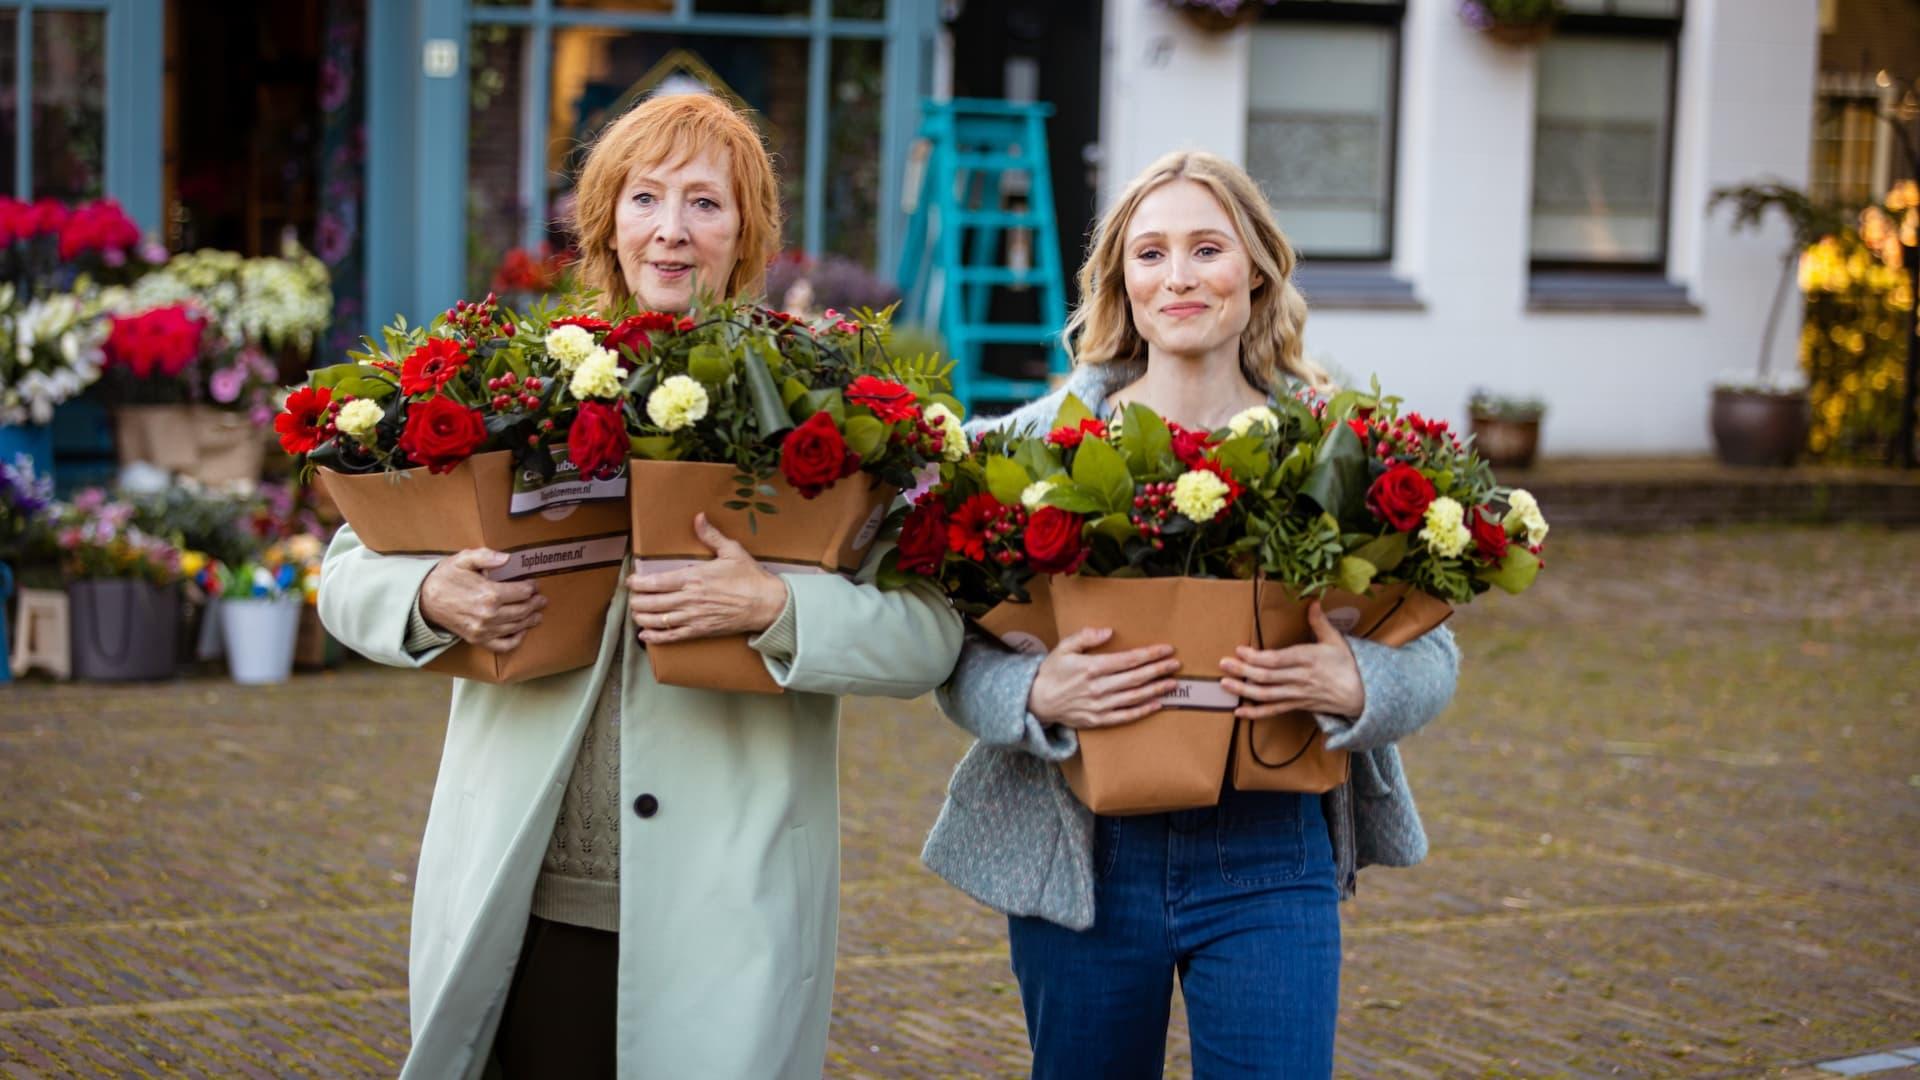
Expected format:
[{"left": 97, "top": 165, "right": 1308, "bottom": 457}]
[{"left": 1, "top": 525, "right": 1917, "bottom": 1077}]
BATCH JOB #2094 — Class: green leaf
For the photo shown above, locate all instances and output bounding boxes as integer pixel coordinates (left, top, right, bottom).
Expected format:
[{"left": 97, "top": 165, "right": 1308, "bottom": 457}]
[
  {"left": 739, "top": 343, "right": 794, "bottom": 438},
  {"left": 1350, "top": 531, "right": 1409, "bottom": 574},
  {"left": 630, "top": 435, "right": 681, "bottom": 461},
  {"left": 780, "top": 376, "right": 809, "bottom": 409},
  {"left": 1071, "top": 436, "right": 1134, "bottom": 516},
  {"left": 985, "top": 456, "right": 1033, "bottom": 506},
  {"left": 845, "top": 415, "right": 886, "bottom": 459},
  {"left": 1120, "top": 403, "right": 1172, "bottom": 474},
  {"left": 1214, "top": 434, "right": 1271, "bottom": 483},
  {"left": 1336, "top": 556, "right": 1378, "bottom": 595},
  {"left": 687, "top": 343, "right": 734, "bottom": 386},
  {"left": 1476, "top": 546, "right": 1542, "bottom": 595},
  {"left": 1013, "top": 439, "right": 1062, "bottom": 480},
  {"left": 310, "top": 363, "right": 395, "bottom": 401},
  {"left": 723, "top": 499, "right": 749, "bottom": 511},
  {"left": 1090, "top": 512, "right": 1138, "bottom": 544},
  {"left": 1302, "top": 423, "right": 1369, "bottom": 522},
  {"left": 798, "top": 388, "right": 847, "bottom": 426},
  {"left": 1052, "top": 392, "right": 1094, "bottom": 432},
  {"left": 1038, "top": 483, "right": 1103, "bottom": 514}
]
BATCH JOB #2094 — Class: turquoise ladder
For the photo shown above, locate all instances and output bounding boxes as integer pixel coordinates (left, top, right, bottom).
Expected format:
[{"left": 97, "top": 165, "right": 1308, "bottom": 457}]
[{"left": 896, "top": 99, "right": 1070, "bottom": 408}]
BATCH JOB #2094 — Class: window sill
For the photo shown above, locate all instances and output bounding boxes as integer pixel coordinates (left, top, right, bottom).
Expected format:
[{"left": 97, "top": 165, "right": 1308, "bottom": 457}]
[
  {"left": 1526, "top": 272, "right": 1701, "bottom": 314},
  {"left": 1294, "top": 265, "right": 1424, "bottom": 311}
]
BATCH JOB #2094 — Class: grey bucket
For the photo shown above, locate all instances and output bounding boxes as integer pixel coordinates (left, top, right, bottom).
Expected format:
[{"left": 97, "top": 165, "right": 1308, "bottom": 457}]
[{"left": 68, "top": 579, "right": 180, "bottom": 681}]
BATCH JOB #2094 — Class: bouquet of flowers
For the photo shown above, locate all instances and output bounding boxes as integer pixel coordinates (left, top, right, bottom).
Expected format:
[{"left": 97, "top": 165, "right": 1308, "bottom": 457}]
[{"left": 0, "top": 283, "right": 114, "bottom": 426}]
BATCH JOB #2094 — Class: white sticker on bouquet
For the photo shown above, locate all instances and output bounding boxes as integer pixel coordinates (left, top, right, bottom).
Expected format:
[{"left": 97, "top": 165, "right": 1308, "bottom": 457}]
[
  {"left": 1323, "top": 607, "right": 1362, "bottom": 633},
  {"left": 1160, "top": 677, "right": 1239, "bottom": 712},
  {"left": 852, "top": 505, "right": 887, "bottom": 552},
  {"left": 487, "top": 535, "right": 630, "bottom": 582}
]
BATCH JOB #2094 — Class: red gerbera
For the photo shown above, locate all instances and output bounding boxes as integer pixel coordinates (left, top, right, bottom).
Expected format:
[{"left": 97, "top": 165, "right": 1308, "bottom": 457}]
[
  {"left": 1047, "top": 417, "right": 1110, "bottom": 450},
  {"left": 1168, "top": 422, "right": 1215, "bottom": 468},
  {"left": 846, "top": 375, "right": 919, "bottom": 423},
  {"left": 946, "top": 493, "right": 1002, "bottom": 561},
  {"left": 274, "top": 386, "right": 334, "bottom": 455},
  {"left": 399, "top": 338, "right": 470, "bottom": 396},
  {"left": 603, "top": 311, "right": 679, "bottom": 357},
  {"left": 550, "top": 315, "right": 612, "bottom": 333}
]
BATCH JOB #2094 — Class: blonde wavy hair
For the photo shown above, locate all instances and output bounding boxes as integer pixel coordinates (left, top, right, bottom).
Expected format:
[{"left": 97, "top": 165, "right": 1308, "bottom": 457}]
[
  {"left": 571, "top": 92, "right": 782, "bottom": 306},
  {"left": 1064, "top": 151, "right": 1330, "bottom": 393}
]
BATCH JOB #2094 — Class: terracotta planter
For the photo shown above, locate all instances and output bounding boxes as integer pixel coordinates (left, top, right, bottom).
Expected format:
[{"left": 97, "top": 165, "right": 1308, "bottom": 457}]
[
  {"left": 1469, "top": 413, "right": 1543, "bottom": 470},
  {"left": 1485, "top": 20, "right": 1556, "bottom": 45},
  {"left": 1710, "top": 388, "right": 1808, "bottom": 468}
]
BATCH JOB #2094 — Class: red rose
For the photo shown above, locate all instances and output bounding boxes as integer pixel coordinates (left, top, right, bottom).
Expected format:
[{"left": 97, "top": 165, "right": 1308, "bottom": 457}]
[
  {"left": 1469, "top": 506, "right": 1509, "bottom": 564},
  {"left": 1366, "top": 464, "right": 1436, "bottom": 532},
  {"left": 846, "top": 376, "right": 919, "bottom": 423},
  {"left": 274, "top": 386, "right": 334, "bottom": 455},
  {"left": 550, "top": 315, "right": 612, "bottom": 333},
  {"left": 1046, "top": 417, "right": 1109, "bottom": 449},
  {"left": 1169, "top": 422, "right": 1215, "bottom": 468},
  {"left": 399, "top": 396, "right": 488, "bottom": 474},
  {"left": 946, "top": 493, "right": 1002, "bottom": 561},
  {"left": 567, "top": 400, "right": 628, "bottom": 480},
  {"left": 779, "top": 410, "right": 860, "bottom": 498},
  {"left": 399, "top": 338, "right": 470, "bottom": 396},
  {"left": 896, "top": 499, "right": 949, "bottom": 575},
  {"left": 1022, "top": 506, "right": 1085, "bottom": 574}
]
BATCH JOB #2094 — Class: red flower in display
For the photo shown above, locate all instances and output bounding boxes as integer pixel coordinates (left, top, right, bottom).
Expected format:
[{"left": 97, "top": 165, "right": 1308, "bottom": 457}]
[
  {"left": 1022, "top": 506, "right": 1086, "bottom": 574},
  {"left": 779, "top": 410, "right": 860, "bottom": 497},
  {"left": 1046, "top": 418, "right": 1109, "bottom": 450},
  {"left": 1366, "top": 464, "right": 1436, "bottom": 532},
  {"left": 56, "top": 199, "right": 142, "bottom": 261},
  {"left": 550, "top": 315, "right": 612, "bottom": 333},
  {"left": 846, "top": 376, "right": 919, "bottom": 423},
  {"left": 896, "top": 499, "right": 950, "bottom": 575},
  {"left": 399, "top": 338, "right": 470, "bottom": 396},
  {"left": 104, "top": 306, "right": 204, "bottom": 379},
  {"left": 567, "top": 401, "right": 628, "bottom": 480},
  {"left": 1469, "top": 506, "right": 1509, "bottom": 564},
  {"left": 26, "top": 198, "right": 67, "bottom": 237},
  {"left": 946, "top": 493, "right": 1003, "bottom": 561},
  {"left": 1168, "top": 422, "right": 1215, "bottom": 468},
  {"left": 398, "top": 396, "right": 488, "bottom": 474},
  {"left": 274, "top": 386, "right": 335, "bottom": 455}
]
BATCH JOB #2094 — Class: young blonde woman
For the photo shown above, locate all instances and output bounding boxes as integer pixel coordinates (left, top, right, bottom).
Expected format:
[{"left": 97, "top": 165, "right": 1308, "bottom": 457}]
[
  {"left": 319, "top": 93, "right": 962, "bottom": 1079},
  {"left": 922, "top": 151, "right": 1460, "bottom": 1078}
]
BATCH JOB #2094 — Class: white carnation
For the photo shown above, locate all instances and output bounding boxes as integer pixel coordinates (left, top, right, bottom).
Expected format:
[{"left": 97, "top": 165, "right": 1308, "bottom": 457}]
[
  {"left": 1171, "top": 468, "right": 1231, "bottom": 523},
  {"left": 569, "top": 347, "right": 626, "bottom": 400},
  {"left": 546, "top": 324, "right": 598, "bottom": 371},
  {"left": 645, "top": 375, "right": 710, "bottom": 432},
  {"left": 1418, "top": 496, "right": 1472, "bottom": 558},
  {"left": 336, "top": 399, "right": 384, "bottom": 444},
  {"left": 1227, "top": 405, "right": 1279, "bottom": 437}
]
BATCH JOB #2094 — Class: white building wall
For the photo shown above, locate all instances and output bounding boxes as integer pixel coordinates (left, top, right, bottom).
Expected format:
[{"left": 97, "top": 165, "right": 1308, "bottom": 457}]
[{"left": 1098, "top": 0, "right": 1818, "bottom": 455}]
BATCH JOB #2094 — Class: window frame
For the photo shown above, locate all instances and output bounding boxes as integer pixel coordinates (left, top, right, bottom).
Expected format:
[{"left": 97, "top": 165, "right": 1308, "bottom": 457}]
[
  {"left": 1527, "top": 1, "right": 1686, "bottom": 275},
  {"left": 1249, "top": 0, "right": 1407, "bottom": 264}
]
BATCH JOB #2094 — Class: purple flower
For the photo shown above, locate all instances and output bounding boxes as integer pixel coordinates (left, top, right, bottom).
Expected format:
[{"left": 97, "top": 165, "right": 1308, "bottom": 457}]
[
  {"left": 320, "top": 60, "right": 350, "bottom": 111},
  {"left": 209, "top": 365, "right": 247, "bottom": 404},
  {"left": 315, "top": 214, "right": 352, "bottom": 264}
]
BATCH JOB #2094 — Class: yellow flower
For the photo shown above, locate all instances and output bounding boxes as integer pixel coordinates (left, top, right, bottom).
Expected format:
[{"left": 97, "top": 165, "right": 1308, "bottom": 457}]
[
  {"left": 925, "top": 403, "right": 967, "bottom": 462},
  {"left": 179, "top": 551, "right": 208, "bottom": 578},
  {"left": 336, "top": 398, "right": 384, "bottom": 444},
  {"left": 1171, "top": 468, "right": 1230, "bottom": 523},
  {"left": 569, "top": 347, "right": 625, "bottom": 401},
  {"left": 645, "top": 374, "right": 710, "bottom": 431},
  {"left": 1020, "top": 477, "right": 1059, "bottom": 510},
  {"left": 1504, "top": 488, "right": 1549, "bottom": 546},
  {"left": 1227, "top": 405, "right": 1279, "bottom": 437},
  {"left": 546, "top": 324, "right": 597, "bottom": 371},
  {"left": 1418, "top": 496, "right": 1471, "bottom": 558}
]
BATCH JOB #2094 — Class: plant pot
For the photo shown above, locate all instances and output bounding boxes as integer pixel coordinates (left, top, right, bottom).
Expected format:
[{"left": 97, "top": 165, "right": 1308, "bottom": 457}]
[
  {"left": 1485, "top": 20, "right": 1556, "bottom": 45},
  {"left": 114, "top": 404, "right": 268, "bottom": 486},
  {"left": 68, "top": 579, "right": 180, "bottom": 681},
  {"left": 220, "top": 595, "right": 303, "bottom": 684},
  {"left": 1469, "top": 413, "right": 1543, "bottom": 470},
  {"left": 1171, "top": 2, "right": 1262, "bottom": 32},
  {"left": 0, "top": 422, "right": 55, "bottom": 485},
  {"left": 1710, "top": 388, "right": 1808, "bottom": 468}
]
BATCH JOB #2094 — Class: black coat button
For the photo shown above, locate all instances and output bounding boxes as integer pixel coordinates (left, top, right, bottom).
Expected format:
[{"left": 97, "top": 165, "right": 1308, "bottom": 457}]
[{"left": 633, "top": 794, "right": 659, "bottom": 819}]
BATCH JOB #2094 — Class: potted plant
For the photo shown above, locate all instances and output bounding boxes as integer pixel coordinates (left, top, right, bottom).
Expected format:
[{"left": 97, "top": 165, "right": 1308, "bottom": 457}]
[
  {"left": 1458, "top": 0, "right": 1563, "bottom": 46},
  {"left": 207, "top": 546, "right": 308, "bottom": 685},
  {"left": 1160, "top": 0, "right": 1276, "bottom": 34},
  {"left": 1708, "top": 183, "right": 1850, "bottom": 467},
  {"left": 1467, "top": 389, "right": 1547, "bottom": 470},
  {"left": 53, "top": 489, "right": 186, "bottom": 681}
]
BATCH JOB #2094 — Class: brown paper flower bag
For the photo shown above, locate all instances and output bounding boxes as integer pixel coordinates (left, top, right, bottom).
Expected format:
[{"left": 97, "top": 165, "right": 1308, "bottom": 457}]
[
  {"left": 627, "top": 459, "right": 894, "bottom": 695},
  {"left": 319, "top": 450, "right": 629, "bottom": 683}
]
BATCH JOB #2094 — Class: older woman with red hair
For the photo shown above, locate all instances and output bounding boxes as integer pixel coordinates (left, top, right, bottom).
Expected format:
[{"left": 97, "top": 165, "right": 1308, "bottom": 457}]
[{"left": 318, "top": 92, "right": 962, "bottom": 1079}]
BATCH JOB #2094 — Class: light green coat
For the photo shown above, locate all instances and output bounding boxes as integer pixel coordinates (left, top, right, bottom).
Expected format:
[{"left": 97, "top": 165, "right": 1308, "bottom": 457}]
[{"left": 319, "top": 525, "right": 963, "bottom": 1079}]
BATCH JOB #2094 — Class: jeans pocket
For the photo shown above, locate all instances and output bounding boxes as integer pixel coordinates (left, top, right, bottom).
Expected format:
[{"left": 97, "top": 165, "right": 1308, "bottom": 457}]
[
  {"left": 1092, "top": 815, "right": 1122, "bottom": 881},
  {"left": 1217, "top": 797, "right": 1307, "bottom": 886}
]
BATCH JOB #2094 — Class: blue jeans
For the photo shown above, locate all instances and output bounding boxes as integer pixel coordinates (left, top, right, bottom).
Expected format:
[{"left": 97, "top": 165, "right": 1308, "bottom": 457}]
[{"left": 1007, "top": 785, "right": 1342, "bottom": 1079}]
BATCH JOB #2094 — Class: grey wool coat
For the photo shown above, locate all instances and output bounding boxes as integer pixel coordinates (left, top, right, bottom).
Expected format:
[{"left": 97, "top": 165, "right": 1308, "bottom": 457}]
[{"left": 920, "top": 362, "right": 1461, "bottom": 930}]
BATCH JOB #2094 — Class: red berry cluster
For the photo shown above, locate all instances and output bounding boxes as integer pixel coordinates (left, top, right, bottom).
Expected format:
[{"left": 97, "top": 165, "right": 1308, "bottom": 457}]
[
  {"left": 910, "top": 414, "right": 949, "bottom": 459},
  {"left": 485, "top": 370, "right": 545, "bottom": 413},
  {"left": 1130, "top": 481, "right": 1176, "bottom": 552},
  {"left": 984, "top": 504, "right": 1028, "bottom": 566},
  {"left": 445, "top": 292, "right": 515, "bottom": 341}
]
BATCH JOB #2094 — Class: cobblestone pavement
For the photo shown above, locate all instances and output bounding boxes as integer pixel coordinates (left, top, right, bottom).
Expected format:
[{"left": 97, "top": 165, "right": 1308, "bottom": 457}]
[{"left": 1, "top": 526, "right": 1916, "bottom": 1078}]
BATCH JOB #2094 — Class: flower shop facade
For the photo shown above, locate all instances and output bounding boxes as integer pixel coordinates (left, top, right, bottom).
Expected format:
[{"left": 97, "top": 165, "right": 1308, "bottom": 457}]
[{"left": 1099, "top": 0, "right": 1819, "bottom": 455}]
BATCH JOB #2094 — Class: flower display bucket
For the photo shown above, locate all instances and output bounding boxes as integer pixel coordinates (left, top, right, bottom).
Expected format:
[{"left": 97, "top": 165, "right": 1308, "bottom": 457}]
[
  {"left": 113, "top": 405, "right": 267, "bottom": 486},
  {"left": 627, "top": 459, "right": 895, "bottom": 695},
  {"left": 219, "top": 596, "right": 304, "bottom": 684},
  {"left": 113, "top": 405, "right": 200, "bottom": 472},
  {"left": 1710, "top": 389, "right": 1809, "bottom": 468},
  {"left": 319, "top": 450, "right": 630, "bottom": 684},
  {"left": 0, "top": 423, "right": 55, "bottom": 484},
  {"left": 1468, "top": 414, "right": 1541, "bottom": 470},
  {"left": 68, "top": 579, "right": 180, "bottom": 682}
]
